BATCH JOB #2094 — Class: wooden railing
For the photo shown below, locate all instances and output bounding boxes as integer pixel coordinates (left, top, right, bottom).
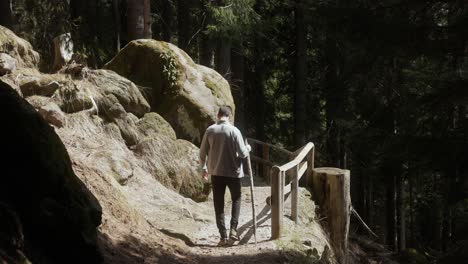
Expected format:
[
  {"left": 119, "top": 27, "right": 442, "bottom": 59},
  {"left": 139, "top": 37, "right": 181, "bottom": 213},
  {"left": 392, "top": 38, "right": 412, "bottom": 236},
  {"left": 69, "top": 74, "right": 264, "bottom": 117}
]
[{"left": 247, "top": 138, "right": 315, "bottom": 239}]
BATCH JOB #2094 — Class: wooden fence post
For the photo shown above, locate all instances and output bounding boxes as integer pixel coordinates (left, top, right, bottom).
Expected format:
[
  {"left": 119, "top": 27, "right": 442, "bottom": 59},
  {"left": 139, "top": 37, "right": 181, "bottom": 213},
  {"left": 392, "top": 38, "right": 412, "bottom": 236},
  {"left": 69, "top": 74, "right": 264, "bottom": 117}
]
[
  {"left": 271, "top": 166, "right": 282, "bottom": 239},
  {"left": 312, "top": 167, "right": 351, "bottom": 264},
  {"left": 291, "top": 164, "right": 299, "bottom": 223}
]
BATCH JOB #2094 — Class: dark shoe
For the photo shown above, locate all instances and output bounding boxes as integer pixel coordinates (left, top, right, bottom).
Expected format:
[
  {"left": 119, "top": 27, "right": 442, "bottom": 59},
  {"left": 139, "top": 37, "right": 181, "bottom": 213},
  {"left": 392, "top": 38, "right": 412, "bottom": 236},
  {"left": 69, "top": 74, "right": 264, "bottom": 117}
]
[
  {"left": 229, "top": 228, "right": 239, "bottom": 241},
  {"left": 217, "top": 238, "right": 229, "bottom": 247}
]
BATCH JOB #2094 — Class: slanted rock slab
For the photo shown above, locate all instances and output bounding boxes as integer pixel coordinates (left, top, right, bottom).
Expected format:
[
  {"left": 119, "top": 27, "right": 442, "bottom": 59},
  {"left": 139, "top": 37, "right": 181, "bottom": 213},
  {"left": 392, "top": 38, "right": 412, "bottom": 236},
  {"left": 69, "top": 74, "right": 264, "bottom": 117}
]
[{"left": 0, "top": 53, "right": 17, "bottom": 75}]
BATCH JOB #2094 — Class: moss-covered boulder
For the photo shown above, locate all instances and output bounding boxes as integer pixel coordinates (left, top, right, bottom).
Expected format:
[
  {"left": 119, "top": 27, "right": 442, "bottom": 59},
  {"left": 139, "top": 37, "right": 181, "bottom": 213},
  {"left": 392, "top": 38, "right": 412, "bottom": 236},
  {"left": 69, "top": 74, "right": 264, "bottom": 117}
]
[
  {"left": 104, "top": 39, "right": 235, "bottom": 145},
  {"left": 137, "top": 112, "right": 177, "bottom": 140},
  {"left": 0, "top": 26, "right": 39, "bottom": 68}
]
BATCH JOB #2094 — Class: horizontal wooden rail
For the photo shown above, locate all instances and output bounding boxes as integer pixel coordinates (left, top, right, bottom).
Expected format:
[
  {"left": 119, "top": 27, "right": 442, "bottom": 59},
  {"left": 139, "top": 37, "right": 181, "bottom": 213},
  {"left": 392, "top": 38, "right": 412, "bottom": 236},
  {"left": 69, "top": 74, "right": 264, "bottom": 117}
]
[
  {"left": 266, "top": 161, "right": 307, "bottom": 205},
  {"left": 250, "top": 154, "right": 275, "bottom": 167},
  {"left": 246, "top": 138, "right": 294, "bottom": 156},
  {"left": 277, "top": 142, "right": 314, "bottom": 172}
]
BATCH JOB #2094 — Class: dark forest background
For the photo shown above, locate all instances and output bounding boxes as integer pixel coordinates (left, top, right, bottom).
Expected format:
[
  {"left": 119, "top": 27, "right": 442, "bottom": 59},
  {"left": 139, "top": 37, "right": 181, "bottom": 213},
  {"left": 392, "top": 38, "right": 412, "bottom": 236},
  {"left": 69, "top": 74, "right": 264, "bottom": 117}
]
[{"left": 1, "top": 0, "right": 467, "bottom": 262}]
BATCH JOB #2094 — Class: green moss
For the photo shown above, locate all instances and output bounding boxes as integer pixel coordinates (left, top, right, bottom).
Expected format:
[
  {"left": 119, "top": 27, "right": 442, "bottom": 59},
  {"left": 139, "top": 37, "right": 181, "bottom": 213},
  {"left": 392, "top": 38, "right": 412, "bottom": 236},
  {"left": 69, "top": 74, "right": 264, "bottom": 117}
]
[
  {"left": 201, "top": 69, "right": 236, "bottom": 114},
  {"left": 156, "top": 94, "right": 211, "bottom": 144},
  {"left": 203, "top": 74, "right": 221, "bottom": 98},
  {"left": 137, "top": 112, "right": 177, "bottom": 140},
  {"left": 105, "top": 40, "right": 182, "bottom": 111},
  {"left": 159, "top": 51, "right": 179, "bottom": 92}
]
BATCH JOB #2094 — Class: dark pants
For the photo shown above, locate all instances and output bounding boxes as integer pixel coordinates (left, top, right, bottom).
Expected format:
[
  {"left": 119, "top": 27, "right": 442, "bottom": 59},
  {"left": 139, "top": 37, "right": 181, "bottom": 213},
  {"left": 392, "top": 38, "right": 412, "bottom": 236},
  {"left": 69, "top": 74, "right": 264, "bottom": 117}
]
[{"left": 211, "top": 175, "right": 241, "bottom": 238}]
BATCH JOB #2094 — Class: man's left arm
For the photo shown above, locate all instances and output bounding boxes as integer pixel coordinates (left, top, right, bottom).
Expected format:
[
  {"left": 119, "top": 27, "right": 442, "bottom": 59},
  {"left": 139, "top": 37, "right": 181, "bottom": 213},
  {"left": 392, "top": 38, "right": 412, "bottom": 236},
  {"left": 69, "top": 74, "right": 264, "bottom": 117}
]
[{"left": 199, "top": 131, "right": 209, "bottom": 179}]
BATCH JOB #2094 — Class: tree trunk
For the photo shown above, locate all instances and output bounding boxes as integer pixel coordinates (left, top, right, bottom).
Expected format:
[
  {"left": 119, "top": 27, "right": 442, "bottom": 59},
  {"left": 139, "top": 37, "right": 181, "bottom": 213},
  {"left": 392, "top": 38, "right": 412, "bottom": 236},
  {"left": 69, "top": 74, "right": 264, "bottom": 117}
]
[
  {"left": 294, "top": 0, "right": 307, "bottom": 147},
  {"left": 442, "top": 207, "right": 452, "bottom": 252},
  {"left": 198, "top": 0, "right": 215, "bottom": 66},
  {"left": 409, "top": 171, "right": 415, "bottom": 247},
  {"left": 367, "top": 174, "right": 374, "bottom": 228},
  {"left": 0, "top": 0, "right": 14, "bottom": 29},
  {"left": 113, "top": 0, "right": 121, "bottom": 51},
  {"left": 231, "top": 46, "right": 245, "bottom": 130},
  {"left": 70, "top": 0, "right": 97, "bottom": 36},
  {"left": 71, "top": 0, "right": 121, "bottom": 66},
  {"left": 397, "top": 173, "right": 406, "bottom": 251},
  {"left": 215, "top": 39, "right": 232, "bottom": 78},
  {"left": 434, "top": 202, "right": 443, "bottom": 251},
  {"left": 253, "top": 37, "right": 265, "bottom": 141},
  {"left": 386, "top": 172, "right": 397, "bottom": 250},
  {"left": 199, "top": 33, "right": 215, "bottom": 68},
  {"left": 96, "top": 0, "right": 118, "bottom": 51},
  {"left": 127, "top": 0, "right": 151, "bottom": 41},
  {"left": 176, "top": 0, "right": 189, "bottom": 48},
  {"left": 325, "top": 33, "right": 346, "bottom": 168},
  {"left": 161, "top": 0, "right": 175, "bottom": 42},
  {"left": 253, "top": 60, "right": 266, "bottom": 141}
]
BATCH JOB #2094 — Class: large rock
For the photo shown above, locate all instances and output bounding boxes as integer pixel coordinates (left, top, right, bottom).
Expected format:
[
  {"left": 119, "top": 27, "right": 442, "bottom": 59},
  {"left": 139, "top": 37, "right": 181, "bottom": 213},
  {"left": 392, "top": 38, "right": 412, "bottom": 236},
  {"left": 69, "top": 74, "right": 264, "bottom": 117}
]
[
  {"left": 2, "top": 62, "right": 207, "bottom": 199},
  {"left": 59, "top": 110, "right": 209, "bottom": 201},
  {"left": 104, "top": 39, "right": 235, "bottom": 145},
  {"left": 0, "top": 80, "right": 102, "bottom": 263},
  {"left": 0, "top": 25, "right": 40, "bottom": 68}
]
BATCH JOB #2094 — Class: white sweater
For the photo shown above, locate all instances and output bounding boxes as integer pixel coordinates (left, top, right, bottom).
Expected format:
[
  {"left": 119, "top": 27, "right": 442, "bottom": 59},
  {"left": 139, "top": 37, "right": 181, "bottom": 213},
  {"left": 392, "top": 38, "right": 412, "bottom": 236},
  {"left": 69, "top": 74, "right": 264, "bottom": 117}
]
[{"left": 199, "top": 120, "right": 250, "bottom": 178}]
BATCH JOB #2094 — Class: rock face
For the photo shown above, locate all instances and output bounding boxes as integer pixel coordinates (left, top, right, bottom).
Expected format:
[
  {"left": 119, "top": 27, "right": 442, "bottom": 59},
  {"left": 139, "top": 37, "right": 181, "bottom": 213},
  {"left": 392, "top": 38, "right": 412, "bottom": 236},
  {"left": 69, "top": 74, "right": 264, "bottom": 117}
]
[
  {"left": 0, "top": 53, "right": 17, "bottom": 75},
  {"left": 104, "top": 39, "right": 235, "bottom": 145},
  {"left": 38, "top": 101, "right": 67, "bottom": 127},
  {"left": 0, "top": 32, "right": 209, "bottom": 201},
  {"left": 1, "top": 66, "right": 151, "bottom": 118},
  {"left": 0, "top": 25, "right": 40, "bottom": 68},
  {"left": 0, "top": 80, "right": 102, "bottom": 263}
]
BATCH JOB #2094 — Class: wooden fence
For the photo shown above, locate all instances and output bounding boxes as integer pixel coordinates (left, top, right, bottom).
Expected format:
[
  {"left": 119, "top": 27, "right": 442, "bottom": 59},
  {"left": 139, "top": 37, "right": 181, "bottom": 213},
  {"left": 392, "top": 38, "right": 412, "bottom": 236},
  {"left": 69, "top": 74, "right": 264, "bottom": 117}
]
[{"left": 247, "top": 138, "right": 315, "bottom": 239}]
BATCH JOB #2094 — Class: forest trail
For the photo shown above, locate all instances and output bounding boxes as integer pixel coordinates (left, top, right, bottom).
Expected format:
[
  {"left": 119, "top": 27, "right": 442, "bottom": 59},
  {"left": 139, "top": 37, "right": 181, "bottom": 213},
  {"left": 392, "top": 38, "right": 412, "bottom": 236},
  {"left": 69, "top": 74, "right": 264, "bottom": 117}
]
[
  {"left": 189, "top": 182, "right": 283, "bottom": 263},
  {"left": 121, "top": 169, "right": 330, "bottom": 263}
]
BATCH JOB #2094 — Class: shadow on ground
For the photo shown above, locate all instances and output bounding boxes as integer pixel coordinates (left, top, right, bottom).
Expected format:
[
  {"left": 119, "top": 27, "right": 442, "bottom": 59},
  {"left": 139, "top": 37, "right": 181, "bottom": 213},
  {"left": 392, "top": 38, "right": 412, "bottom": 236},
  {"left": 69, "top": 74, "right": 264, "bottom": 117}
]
[
  {"left": 97, "top": 230, "right": 327, "bottom": 264},
  {"left": 98, "top": 231, "right": 189, "bottom": 264}
]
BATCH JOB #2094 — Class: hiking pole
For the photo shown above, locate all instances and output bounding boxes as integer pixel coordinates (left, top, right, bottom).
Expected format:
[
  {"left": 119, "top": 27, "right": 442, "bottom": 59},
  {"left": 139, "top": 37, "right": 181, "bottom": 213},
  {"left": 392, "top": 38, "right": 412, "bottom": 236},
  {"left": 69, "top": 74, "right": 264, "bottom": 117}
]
[{"left": 245, "top": 138, "right": 257, "bottom": 245}]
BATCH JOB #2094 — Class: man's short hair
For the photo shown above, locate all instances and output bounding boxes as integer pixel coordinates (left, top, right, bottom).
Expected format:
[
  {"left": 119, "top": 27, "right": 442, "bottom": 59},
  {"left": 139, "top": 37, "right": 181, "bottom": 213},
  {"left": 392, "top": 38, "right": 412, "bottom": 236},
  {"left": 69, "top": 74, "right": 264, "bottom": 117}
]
[{"left": 217, "top": 105, "right": 232, "bottom": 117}]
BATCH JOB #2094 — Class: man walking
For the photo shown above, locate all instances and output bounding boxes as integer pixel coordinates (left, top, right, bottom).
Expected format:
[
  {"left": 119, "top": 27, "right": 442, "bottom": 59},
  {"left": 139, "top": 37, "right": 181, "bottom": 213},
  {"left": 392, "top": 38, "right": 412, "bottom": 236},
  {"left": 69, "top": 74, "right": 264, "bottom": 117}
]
[{"left": 199, "top": 106, "right": 251, "bottom": 246}]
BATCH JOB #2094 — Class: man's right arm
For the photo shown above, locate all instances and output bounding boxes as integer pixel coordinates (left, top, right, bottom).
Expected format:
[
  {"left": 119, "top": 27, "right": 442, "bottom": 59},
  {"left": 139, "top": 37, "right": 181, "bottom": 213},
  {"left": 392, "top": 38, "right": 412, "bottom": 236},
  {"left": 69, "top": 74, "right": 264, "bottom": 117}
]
[{"left": 234, "top": 128, "right": 251, "bottom": 159}]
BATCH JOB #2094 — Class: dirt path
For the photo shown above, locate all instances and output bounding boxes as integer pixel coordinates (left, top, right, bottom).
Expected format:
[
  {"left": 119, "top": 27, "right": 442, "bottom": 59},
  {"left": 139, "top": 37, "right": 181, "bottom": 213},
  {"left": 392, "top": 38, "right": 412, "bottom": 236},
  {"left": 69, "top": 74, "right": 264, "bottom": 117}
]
[{"left": 118, "top": 169, "right": 332, "bottom": 263}]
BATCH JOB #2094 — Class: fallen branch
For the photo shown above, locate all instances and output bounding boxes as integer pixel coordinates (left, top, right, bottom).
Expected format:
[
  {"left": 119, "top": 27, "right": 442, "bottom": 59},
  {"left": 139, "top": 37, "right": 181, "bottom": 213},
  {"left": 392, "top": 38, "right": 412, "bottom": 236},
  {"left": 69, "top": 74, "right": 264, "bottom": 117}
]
[{"left": 350, "top": 206, "right": 379, "bottom": 238}]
